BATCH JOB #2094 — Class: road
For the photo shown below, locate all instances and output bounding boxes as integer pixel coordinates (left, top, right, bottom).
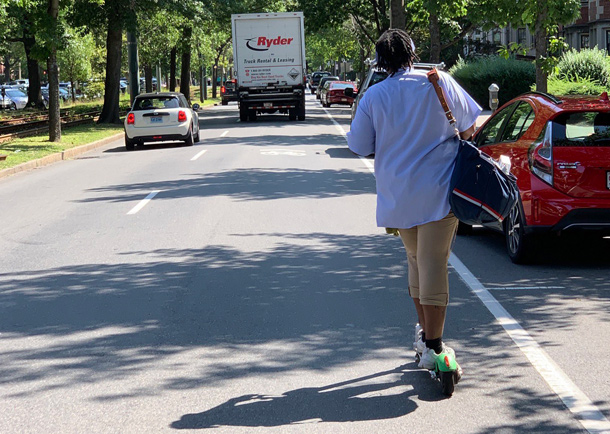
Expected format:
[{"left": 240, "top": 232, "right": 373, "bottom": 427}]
[{"left": 0, "top": 94, "right": 609, "bottom": 433}]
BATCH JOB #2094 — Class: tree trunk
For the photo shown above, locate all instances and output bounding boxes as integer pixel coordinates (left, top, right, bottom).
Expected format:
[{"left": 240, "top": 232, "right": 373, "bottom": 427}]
[
  {"left": 534, "top": 1, "right": 549, "bottom": 93},
  {"left": 389, "top": 0, "right": 405, "bottom": 30},
  {"left": 47, "top": 0, "right": 60, "bottom": 141},
  {"left": 170, "top": 47, "right": 177, "bottom": 91},
  {"left": 212, "top": 63, "right": 217, "bottom": 98},
  {"left": 144, "top": 64, "right": 153, "bottom": 93},
  {"left": 98, "top": 24, "right": 123, "bottom": 124},
  {"left": 180, "top": 26, "right": 192, "bottom": 101},
  {"left": 429, "top": 12, "right": 441, "bottom": 63},
  {"left": 3, "top": 56, "right": 12, "bottom": 83},
  {"left": 23, "top": 33, "right": 43, "bottom": 109}
]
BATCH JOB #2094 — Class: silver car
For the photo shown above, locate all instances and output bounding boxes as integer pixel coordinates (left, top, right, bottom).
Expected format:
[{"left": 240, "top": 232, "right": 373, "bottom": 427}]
[{"left": 3, "top": 88, "right": 28, "bottom": 109}]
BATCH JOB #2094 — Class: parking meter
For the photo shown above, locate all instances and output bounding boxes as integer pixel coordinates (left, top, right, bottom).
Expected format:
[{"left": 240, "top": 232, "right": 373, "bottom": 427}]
[{"left": 488, "top": 83, "right": 499, "bottom": 112}]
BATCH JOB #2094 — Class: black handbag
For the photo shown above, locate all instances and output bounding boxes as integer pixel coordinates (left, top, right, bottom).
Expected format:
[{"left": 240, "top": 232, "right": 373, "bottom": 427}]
[{"left": 428, "top": 69, "right": 519, "bottom": 225}]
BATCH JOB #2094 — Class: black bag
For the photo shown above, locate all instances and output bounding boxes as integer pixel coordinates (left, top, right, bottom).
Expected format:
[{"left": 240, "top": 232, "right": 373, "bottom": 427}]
[
  {"left": 449, "top": 139, "right": 519, "bottom": 225},
  {"left": 428, "top": 69, "right": 519, "bottom": 225}
]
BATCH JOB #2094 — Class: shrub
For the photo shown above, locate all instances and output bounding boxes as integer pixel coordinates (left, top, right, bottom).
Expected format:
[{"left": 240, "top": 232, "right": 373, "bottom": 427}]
[
  {"left": 449, "top": 56, "right": 536, "bottom": 109},
  {"left": 545, "top": 76, "right": 606, "bottom": 96},
  {"left": 555, "top": 48, "right": 610, "bottom": 87}
]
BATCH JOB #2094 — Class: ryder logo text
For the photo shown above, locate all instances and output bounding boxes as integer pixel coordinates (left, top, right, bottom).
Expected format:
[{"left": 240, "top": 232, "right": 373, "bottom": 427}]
[{"left": 246, "top": 36, "right": 294, "bottom": 51}]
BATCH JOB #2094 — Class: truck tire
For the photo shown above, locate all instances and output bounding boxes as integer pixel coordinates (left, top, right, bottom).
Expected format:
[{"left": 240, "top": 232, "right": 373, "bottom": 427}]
[
  {"left": 240, "top": 106, "right": 248, "bottom": 122},
  {"left": 248, "top": 110, "right": 257, "bottom": 121},
  {"left": 297, "top": 104, "right": 305, "bottom": 121},
  {"left": 288, "top": 108, "right": 297, "bottom": 121}
]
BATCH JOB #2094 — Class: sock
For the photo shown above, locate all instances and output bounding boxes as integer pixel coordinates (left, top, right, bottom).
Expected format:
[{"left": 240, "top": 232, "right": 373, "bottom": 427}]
[
  {"left": 421, "top": 332, "right": 426, "bottom": 343},
  {"left": 425, "top": 337, "right": 442, "bottom": 354}
]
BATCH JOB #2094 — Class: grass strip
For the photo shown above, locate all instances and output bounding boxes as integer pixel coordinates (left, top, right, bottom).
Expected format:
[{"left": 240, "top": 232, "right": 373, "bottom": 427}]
[{"left": 0, "top": 123, "right": 123, "bottom": 170}]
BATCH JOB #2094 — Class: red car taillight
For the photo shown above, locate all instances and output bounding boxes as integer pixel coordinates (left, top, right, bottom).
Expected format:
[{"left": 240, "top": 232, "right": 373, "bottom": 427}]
[
  {"left": 221, "top": 86, "right": 226, "bottom": 93},
  {"left": 529, "top": 122, "right": 553, "bottom": 185},
  {"left": 127, "top": 113, "right": 135, "bottom": 125},
  {"left": 178, "top": 110, "right": 187, "bottom": 122}
]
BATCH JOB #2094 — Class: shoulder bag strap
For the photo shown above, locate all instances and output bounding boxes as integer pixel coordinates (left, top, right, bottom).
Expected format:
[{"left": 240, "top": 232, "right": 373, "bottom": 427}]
[{"left": 427, "top": 68, "right": 459, "bottom": 135}]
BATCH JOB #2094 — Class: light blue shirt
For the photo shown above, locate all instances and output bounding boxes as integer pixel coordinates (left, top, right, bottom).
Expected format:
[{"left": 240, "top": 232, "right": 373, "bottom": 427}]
[{"left": 347, "top": 68, "right": 482, "bottom": 229}]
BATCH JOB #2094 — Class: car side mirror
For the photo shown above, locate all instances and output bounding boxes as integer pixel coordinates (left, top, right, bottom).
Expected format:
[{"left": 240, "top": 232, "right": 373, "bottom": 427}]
[
  {"left": 344, "top": 88, "right": 354, "bottom": 98},
  {"left": 192, "top": 103, "right": 200, "bottom": 111}
]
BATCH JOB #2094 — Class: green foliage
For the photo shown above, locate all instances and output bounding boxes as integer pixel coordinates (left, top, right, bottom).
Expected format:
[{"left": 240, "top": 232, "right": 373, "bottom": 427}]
[
  {"left": 81, "top": 80, "right": 105, "bottom": 100},
  {"left": 554, "top": 47, "right": 610, "bottom": 87},
  {"left": 545, "top": 76, "right": 606, "bottom": 96},
  {"left": 497, "top": 42, "right": 527, "bottom": 59},
  {"left": 57, "top": 28, "right": 95, "bottom": 93},
  {"left": 449, "top": 56, "right": 535, "bottom": 108}
]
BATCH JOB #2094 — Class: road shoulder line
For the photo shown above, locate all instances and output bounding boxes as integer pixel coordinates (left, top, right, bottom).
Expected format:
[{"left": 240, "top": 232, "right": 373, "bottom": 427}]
[{"left": 449, "top": 253, "right": 610, "bottom": 434}]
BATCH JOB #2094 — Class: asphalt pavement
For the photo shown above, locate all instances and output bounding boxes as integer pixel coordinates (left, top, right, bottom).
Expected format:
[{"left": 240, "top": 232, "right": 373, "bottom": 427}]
[{"left": 0, "top": 95, "right": 608, "bottom": 433}]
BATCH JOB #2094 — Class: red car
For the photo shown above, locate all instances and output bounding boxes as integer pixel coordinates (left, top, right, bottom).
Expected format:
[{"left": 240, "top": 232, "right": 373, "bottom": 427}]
[
  {"left": 320, "top": 81, "right": 357, "bottom": 108},
  {"left": 469, "top": 91, "right": 610, "bottom": 263}
]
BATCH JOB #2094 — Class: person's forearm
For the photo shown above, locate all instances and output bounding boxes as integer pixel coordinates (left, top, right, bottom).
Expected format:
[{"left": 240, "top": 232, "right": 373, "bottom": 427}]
[{"left": 460, "top": 124, "right": 476, "bottom": 140}]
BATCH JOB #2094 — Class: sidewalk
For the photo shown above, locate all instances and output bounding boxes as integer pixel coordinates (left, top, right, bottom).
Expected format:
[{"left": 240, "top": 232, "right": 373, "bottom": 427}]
[{"left": 476, "top": 110, "right": 492, "bottom": 128}]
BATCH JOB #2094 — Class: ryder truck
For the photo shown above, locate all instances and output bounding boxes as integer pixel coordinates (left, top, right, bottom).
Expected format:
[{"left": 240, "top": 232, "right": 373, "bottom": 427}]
[{"left": 231, "top": 12, "right": 306, "bottom": 122}]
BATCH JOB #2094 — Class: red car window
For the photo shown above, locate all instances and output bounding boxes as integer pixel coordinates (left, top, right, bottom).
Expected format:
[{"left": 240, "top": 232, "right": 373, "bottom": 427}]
[
  {"left": 499, "top": 101, "right": 535, "bottom": 142},
  {"left": 476, "top": 103, "right": 516, "bottom": 147}
]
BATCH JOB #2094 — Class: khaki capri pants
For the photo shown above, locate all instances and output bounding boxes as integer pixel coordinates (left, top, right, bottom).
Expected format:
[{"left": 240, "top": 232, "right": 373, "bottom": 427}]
[{"left": 398, "top": 213, "right": 459, "bottom": 307}]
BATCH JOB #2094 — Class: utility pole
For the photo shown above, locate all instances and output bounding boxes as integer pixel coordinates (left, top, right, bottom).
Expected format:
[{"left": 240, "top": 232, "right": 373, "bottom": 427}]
[{"left": 127, "top": 31, "right": 140, "bottom": 104}]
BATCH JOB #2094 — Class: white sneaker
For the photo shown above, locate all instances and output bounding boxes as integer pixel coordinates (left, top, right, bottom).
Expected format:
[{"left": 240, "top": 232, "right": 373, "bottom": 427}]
[
  {"left": 418, "top": 344, "right": 456, "bottom": 370},
  {"left": 413, "top": 324, "right": 424, "bottom": 354}
]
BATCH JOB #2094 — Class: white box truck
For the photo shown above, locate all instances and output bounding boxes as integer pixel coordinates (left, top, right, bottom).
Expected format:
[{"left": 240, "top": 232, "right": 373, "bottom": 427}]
[{"left": 231, "top": 12, "right": 306, "bottom": 121}]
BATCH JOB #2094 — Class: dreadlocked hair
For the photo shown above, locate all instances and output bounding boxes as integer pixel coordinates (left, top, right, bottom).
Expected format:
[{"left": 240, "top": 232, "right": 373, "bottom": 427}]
[{"left": 375, "top": 29, "right": 418, "bottom": 76}]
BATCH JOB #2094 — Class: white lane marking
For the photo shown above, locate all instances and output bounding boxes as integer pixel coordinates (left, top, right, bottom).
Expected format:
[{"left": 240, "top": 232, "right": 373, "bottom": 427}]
[
  {"left": 220, "top": 130, "right": 229, "bottom": 137},
  {"left": 190, "top": 149, "right": 207, "bottom": 161},
  {"left": 450, "top": 254, "right": 610, "bottom": 434},
  {"left": 487, "top": 286, "right": 565, "bottom": 291},
  {"left": 127, "top": 190, "right": 161, "bottom": 215},
  {"left": 260, "top": 149, "right": 306, "bottom": 156},
  {"left": 326, "top": 108, "right": 610, "bottom": 434},
  {"left": 323, "top": 107, "right": 374, "bottom": 174}
]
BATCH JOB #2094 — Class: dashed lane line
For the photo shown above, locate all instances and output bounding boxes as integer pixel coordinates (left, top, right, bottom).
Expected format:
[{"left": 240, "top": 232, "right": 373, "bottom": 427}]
[
  {"left": 325, "top": 107, "right": 610, "bottom": 434},
  {"left": 190, "top": 150, "right": 208, "bottom": 161},
  {"left": 126, "top": 190, "right": 162, "bottom": 215},
  {"left": 220, "top": 130, "right": 229, "bottom": 137}
]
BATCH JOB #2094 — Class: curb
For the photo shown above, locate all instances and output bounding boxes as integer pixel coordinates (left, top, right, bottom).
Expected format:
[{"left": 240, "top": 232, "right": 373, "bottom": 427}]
[{"left": 0, "top": 132, "right": 124, "bottom": 181}]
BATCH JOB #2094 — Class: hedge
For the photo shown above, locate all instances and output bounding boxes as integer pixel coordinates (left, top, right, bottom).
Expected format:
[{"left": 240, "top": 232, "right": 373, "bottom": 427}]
[
  {"left": 449, "top": 56, "right": 536, "bottom": 109},
  {"left": 555, "top": 47, "right": 610, "bottom": 87},
  {"left": 545, "top": 76, "right": 606, "bottom": 96}
]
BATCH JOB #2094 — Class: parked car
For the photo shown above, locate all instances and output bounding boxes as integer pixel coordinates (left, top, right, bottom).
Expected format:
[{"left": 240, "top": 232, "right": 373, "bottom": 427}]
[
  {"left": 467, "top": 91, "right": 610, "bottom": 263},
  {"left": 309, "top": 71, "right": 331, "bottom": 94},
  {"left": 2, "top": 88, "right": 28, "bottom": 109},
  {"left": 316, "top": 76, "right": 339, "bottom": 100},
  {"left": 220, "top": 79, "right": 238, "bottom": 105},
  {"left": 320, "top": 81, "right": 357, "bottom": 107},
  {"left": 349, "top": 62, "right": 445, "bottom": 120},
  {"left": 41, "top": 88, "right": 70, "bottom": 108},
  {"left": 124, "top": 92, "right": 200, "bottom": 151},
  {"left": 0, "top": 88, "right": 13, "bottom": 110}
]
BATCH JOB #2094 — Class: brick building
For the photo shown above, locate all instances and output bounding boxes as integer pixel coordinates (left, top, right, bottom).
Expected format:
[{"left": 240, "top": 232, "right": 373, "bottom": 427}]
[
  {"left": 467, "top": 1, "right": 610, "bottom": 56},
  {"left": 562, "top": 0, "right": 610, "bottom": 51}
]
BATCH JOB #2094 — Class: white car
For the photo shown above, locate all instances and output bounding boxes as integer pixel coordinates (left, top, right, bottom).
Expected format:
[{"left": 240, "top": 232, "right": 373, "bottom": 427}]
[{"left": 124, "top": 92, "right": 200, "bottom": 150}]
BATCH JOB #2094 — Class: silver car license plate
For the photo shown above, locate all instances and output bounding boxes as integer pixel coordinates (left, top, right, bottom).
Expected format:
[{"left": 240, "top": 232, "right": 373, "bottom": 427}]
[
  {"left": 607, "top": 171, "right": 610, "bottom": 189},
  {"left": 151, "top": 116, "right": 163, "bottom": 123}
]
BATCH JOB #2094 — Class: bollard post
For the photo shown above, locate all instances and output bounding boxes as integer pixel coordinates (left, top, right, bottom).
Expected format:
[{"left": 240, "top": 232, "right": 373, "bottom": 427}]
[{"left": 488, "top": 83, "right": 499, "bottom": 112}]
